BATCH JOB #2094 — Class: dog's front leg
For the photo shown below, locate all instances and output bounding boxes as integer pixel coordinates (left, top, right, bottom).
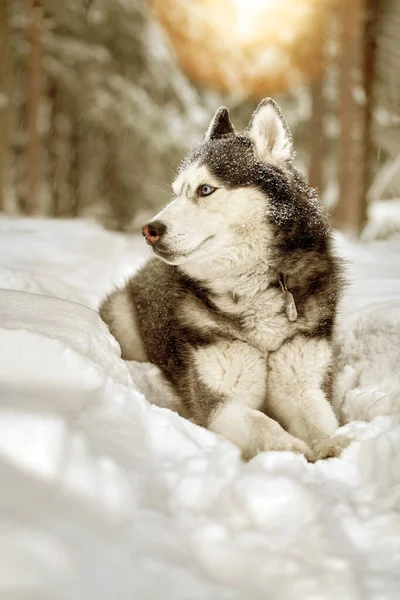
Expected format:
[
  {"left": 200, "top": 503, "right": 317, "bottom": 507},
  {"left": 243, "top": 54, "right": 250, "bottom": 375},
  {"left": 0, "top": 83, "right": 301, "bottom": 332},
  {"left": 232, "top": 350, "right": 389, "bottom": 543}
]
[
  {"left": 189, "top": 339, "right": 310, "bottom": 460},
  {"left": 266, "top": 335, "right": 349, "bottom": 461}
]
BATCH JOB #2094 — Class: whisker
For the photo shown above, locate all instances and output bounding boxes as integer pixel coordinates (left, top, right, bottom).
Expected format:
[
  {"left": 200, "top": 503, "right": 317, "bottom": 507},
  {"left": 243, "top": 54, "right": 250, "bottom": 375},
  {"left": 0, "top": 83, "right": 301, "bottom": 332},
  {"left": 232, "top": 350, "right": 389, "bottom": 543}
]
[
  {"left": 153, "top": 185, "right": 173, "bottom": 199},
  {"left": 162, "top": 162, "right": 177, "bottom": 178}
]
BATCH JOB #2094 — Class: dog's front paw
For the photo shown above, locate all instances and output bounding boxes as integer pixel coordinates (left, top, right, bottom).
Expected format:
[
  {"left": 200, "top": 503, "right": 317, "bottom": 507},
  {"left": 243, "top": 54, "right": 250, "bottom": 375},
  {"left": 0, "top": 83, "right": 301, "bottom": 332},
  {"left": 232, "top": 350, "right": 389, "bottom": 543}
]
[
  {"left": 249, "top": 431, "right": 311, "bottom": 461},
  {"left": 262, "top": 434, "right": 310, "bottom": 458},
  {"left": 309, "top": 435, "right": 351, "bottom": 462},
  {"left": 240, "top": 414, "right": 311, "bottom": 461}
]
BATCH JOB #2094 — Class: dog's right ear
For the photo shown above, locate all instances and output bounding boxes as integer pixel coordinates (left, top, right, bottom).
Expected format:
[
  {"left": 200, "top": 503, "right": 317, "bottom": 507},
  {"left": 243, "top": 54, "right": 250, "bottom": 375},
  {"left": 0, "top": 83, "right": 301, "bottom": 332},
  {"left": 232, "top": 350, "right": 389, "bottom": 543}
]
[{"left": 204, "top": 107, "right": 235, "bottom": 141}]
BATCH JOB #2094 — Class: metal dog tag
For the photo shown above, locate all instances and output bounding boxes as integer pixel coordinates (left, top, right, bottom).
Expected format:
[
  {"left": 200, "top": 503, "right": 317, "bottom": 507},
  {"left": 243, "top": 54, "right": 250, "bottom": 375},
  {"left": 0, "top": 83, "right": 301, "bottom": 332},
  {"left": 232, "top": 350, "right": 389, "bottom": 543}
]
[
  {"left": 285, "top": 291, "right": 297, "bottom": 322},
  {"left": 279, "top": 274, "right": 298, "bottom": 322}
]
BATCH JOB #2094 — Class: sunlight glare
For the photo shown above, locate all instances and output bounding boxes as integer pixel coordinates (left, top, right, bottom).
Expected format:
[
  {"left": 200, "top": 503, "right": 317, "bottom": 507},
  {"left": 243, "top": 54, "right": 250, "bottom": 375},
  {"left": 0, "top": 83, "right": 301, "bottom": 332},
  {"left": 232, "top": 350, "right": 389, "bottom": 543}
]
[{"left": 151, "top": 0, "right": 330, "bottom": 96}]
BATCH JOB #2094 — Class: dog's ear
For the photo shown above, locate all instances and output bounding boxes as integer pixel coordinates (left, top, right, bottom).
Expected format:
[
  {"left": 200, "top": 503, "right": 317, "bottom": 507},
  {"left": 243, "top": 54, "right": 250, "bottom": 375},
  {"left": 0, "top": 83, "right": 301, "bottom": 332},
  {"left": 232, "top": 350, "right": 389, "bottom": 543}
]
[
  {"left": 205, "top": 107, "right": 235, "bottom": 141},
  {"left": 248, "top": 98, "right": 294, "bottom": 164}
]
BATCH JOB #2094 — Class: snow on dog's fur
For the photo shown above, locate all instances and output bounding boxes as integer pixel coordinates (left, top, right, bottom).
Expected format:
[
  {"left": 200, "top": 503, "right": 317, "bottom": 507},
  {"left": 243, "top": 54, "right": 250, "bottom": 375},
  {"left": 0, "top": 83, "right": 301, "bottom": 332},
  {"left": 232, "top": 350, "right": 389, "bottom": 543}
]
[{"left": 100, "top": 98, "right": 347, "bottom": 461}]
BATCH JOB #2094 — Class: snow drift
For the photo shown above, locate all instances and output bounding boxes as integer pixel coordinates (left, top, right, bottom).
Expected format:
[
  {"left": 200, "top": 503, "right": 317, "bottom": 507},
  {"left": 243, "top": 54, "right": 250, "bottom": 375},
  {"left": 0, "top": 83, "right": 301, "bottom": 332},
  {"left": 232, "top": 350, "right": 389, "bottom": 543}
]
[{"left": 0, "top": 217, "right": 400, "bottom": 600}]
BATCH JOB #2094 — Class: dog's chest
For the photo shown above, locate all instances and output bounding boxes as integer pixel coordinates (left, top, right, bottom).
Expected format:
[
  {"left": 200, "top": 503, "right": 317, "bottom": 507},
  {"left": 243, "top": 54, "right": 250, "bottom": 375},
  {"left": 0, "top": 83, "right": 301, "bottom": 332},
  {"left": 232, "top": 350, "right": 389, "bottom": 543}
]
[{"left": 213, "top": 286, "right": 295, "bottom": 353}]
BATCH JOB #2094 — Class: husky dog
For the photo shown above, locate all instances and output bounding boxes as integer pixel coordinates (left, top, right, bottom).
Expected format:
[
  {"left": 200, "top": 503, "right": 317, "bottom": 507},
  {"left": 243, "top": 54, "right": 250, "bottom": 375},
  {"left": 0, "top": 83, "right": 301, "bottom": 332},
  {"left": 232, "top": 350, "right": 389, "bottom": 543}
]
[{"left": 100, "top": 99, "right": 346, "bottom": 461}]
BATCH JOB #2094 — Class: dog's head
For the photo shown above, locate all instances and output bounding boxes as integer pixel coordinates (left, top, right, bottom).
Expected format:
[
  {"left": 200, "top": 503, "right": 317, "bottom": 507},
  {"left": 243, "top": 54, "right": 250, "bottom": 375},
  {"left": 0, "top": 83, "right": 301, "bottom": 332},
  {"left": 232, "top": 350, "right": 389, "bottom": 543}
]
[{"left": 143, "top": 98, "right": 312, "bottom": 276}]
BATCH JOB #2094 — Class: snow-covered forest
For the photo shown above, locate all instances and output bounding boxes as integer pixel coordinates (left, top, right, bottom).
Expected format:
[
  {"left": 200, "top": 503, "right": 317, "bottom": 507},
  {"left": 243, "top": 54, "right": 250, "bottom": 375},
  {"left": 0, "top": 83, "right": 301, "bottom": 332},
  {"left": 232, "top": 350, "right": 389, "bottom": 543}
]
[
  {"left": 1, "top": 0, "right": 400, "bottom": 598},
  {"left": 1, "top": 0, "right": 400, "bottom": 231},
  {"left": 4, "top": 0, "right": 221, "bottom": 227}
]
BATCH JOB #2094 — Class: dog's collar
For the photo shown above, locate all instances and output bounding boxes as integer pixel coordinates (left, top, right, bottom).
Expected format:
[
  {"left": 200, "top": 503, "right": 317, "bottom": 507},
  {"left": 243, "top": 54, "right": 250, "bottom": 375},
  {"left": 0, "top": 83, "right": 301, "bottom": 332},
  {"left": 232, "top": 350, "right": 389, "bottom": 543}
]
[{"left": 278, "top": 274, "right": 297, "bottom": 322}]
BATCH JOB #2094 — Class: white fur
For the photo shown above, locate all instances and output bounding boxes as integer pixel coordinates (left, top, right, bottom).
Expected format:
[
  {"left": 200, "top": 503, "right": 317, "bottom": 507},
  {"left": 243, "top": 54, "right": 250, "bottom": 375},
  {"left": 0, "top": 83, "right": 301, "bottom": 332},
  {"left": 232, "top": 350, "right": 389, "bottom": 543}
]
[
  {"left": 181, "top": 186, "right": 273, "bottom": 286},
  {"left": 102, "top": 288, "right": 148, "bottom": 362},
  {"left": 213, "top": 285, "right": 295, "bottom": 353},
  {"left": 209, "top": 401, "right": 310, "bottom": 461},
  {"left": 180, "top": 297, "right": 220, "bottom": 333},
  {"left": 266, "top": 336, "right": 344, "bottom": 460},
  {"left": 193, "top": 340, "right": 309, "bottom": 460},
  {"left": 155, "top": 163, "right": 276, "bottom": 295},
  {"left": 248, "top": 99, "right": 294, "bottom": 165},
  {"left": 193, "top": 340, "right": 266, "bottom": 408}
]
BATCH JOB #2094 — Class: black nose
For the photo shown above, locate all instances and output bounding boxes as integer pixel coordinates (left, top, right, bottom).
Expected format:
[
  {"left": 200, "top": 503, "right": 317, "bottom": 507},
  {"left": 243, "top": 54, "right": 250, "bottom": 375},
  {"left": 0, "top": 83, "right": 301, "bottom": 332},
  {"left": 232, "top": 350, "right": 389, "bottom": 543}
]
[{"left": 142, "top": 221, "right": 167, "bottom": 245}]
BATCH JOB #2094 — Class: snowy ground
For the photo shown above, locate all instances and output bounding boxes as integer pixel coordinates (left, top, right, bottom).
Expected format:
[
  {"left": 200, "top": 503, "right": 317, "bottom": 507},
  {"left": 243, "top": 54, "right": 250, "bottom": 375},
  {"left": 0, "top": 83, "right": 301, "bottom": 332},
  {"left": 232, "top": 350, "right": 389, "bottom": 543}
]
[{"left": 0, "top": 216, "right": 400, "bottom": 600}]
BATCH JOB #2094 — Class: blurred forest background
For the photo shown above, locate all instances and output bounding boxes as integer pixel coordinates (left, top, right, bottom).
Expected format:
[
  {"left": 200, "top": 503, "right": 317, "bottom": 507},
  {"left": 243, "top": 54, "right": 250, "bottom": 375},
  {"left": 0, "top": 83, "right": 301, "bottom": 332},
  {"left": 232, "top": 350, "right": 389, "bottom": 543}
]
[{"left": 1, "top": 0, "right": 400, "bottom": 234}]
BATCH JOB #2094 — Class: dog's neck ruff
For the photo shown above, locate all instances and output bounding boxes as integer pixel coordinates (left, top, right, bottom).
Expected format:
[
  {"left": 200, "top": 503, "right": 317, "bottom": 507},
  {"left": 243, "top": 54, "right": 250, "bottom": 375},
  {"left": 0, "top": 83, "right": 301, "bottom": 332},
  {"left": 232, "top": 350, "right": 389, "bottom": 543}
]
[{"left": 180, "top": 256, "right": 272, "bottom": 298}]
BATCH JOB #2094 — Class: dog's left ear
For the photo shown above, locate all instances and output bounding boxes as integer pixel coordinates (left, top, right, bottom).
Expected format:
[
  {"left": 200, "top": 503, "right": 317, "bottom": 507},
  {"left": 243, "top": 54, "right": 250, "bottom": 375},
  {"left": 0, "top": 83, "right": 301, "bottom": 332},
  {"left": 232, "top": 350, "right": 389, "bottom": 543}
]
[
  {"left": 205, "top": 107, "right": 235, "bottom": 141},
  {"left": 248, "top": 98, "right": 294, "bottom": 164}
]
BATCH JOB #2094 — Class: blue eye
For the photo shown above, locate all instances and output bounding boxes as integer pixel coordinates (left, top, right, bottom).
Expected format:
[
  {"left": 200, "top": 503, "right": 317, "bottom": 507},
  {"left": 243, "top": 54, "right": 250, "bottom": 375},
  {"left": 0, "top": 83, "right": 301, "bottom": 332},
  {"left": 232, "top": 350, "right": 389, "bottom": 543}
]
[{"left": 198, "top": 184, "right": 216, "bottom": 197}]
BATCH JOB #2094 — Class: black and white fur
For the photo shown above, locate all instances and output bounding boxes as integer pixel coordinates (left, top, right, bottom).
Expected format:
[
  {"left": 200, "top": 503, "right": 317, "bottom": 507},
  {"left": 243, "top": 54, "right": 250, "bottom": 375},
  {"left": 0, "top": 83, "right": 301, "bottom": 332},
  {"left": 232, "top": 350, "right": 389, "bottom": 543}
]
[{"left": 100, "top": 99, "right": 346, "bottom": 461}]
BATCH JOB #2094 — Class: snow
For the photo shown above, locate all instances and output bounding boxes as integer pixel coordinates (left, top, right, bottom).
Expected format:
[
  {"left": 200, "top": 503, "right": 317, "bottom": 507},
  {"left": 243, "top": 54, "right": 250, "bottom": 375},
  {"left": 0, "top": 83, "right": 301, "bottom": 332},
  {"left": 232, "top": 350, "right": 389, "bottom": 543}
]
[
  {"left": 0, "top": 216, "right": 400, "bottom": 599},
  {"left": 362, "top": 199, "right": 400, "bottom": 242}
]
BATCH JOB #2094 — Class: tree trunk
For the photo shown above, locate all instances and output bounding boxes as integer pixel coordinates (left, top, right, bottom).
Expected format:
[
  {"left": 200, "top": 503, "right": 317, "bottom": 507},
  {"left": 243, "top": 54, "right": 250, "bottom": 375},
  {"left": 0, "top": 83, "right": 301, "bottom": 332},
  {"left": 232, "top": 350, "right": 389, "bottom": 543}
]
[
  {"left": 25, "top": 0, "right": 43, "bottom": 215},
  {"left": 49, "top": 83, "right": 75, "bottom": 216},
  {"left": 308, "top": 11, "right": 326, "bottom": 193},
  {"left": 333, "top": 0, "right": 377, "bottom": 234},
  {"left": 0, "top": 0, "right": 11, "bottom": 212},
  {"left": 48, "top": 82, "right": 60, "bottom": 215},
  {"left": 69, "top": 116, "right": 80, "bottom": 217},
  {"left": 76, "top": 125, "right": 108, "bottom": 219}
]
